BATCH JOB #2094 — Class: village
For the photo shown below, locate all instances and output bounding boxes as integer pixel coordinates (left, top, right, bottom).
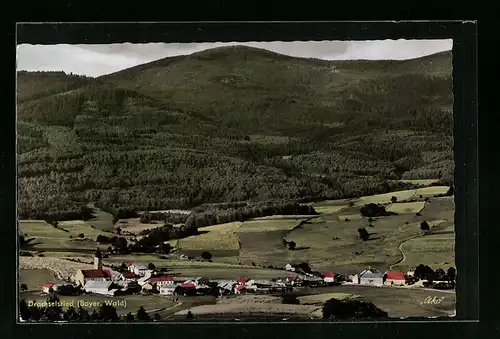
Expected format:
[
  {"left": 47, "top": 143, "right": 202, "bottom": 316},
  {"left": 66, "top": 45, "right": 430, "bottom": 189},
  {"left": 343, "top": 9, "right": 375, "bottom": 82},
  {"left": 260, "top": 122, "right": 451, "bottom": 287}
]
[{"left": 36, "top": 248, "right": 455, "bottom": 303}]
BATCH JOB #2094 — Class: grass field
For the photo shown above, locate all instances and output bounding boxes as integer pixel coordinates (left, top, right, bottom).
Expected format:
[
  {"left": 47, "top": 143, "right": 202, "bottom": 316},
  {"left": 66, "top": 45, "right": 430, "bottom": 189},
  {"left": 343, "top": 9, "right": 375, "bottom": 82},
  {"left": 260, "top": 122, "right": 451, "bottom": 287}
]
[
  {"left": 238, "top": 217, "right": 312, "bottom": 233},
  {"left": 116, "top": 217, "right": 163, "bottom": 234},
  {"left": 297, "top": 292, "right": 360, "bottom": 304},
  {"left": 386, "top": 201, "right": 426, "bottom": 214},
  {"left": 19, "top": 269, "right": 62, "bottom": 291},
  {"left": 86, "top": 205, "right": 115, "bottom": 231},
  {"left": 19, "top": 220, "right": 112, "bottom": 250},
  {"left": 169, "top": 222, "right": 243, "bottom": 251}
]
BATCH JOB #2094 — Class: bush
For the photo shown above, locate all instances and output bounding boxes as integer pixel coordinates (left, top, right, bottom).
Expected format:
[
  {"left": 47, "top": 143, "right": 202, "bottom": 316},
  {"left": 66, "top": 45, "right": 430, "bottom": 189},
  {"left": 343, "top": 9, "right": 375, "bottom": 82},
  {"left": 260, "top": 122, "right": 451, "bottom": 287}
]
[
  {"left": 78, "top": 233, "right": 85, "bottom": 238},
  {"left": 201, "top": 251, "right": 212, "bottom": 260},
  {"left": 360, "top": 203, "right": 391, "bottom": 217},
  {"left": 282, "top": 295, "right": 300, "bottom": 305},
  {"left": 323, "top": 298, "right": 388, "bottom": 319},
  {"left": 288, "top": 241, "right": 296, "bottom": 250},
  {"left": 357, "top": 228, "right": 369, "bottom": 241}
]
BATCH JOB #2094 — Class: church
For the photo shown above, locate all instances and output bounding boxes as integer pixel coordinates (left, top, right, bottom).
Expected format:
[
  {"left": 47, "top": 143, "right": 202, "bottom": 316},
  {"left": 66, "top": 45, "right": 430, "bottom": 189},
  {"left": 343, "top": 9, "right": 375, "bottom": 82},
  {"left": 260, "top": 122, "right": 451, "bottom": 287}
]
[{"left": 72, "top": 248, "right": 112, "bottom": 287}]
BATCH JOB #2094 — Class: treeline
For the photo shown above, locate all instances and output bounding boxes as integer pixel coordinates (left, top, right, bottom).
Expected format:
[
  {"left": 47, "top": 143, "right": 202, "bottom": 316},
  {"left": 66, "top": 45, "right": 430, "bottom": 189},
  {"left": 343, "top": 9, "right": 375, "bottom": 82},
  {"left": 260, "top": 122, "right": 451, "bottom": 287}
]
[{"left": 139, "top": 211, "right": 188, "bottom": 224}]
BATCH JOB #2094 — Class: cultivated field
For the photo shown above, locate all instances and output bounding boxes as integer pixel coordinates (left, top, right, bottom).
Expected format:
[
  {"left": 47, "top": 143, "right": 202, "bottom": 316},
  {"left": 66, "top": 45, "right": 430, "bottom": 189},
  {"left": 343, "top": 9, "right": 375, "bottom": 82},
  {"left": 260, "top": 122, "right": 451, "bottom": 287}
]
[{"left": 19, "top": 257, "right": 97, "bottom": 280}]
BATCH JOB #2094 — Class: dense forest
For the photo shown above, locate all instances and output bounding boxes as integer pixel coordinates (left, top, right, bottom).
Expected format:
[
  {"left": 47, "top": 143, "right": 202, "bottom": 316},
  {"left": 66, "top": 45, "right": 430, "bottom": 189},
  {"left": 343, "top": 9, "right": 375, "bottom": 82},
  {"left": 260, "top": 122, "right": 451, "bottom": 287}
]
[{"left": 17, "top": 46, "right": 454, "bottom": 220}]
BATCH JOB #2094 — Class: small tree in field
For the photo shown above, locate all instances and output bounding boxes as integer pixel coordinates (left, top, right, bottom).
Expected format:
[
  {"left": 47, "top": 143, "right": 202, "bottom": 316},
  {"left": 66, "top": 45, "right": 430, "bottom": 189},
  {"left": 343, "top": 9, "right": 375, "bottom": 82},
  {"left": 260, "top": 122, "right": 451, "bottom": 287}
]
[
  {"left": 420, "top": 221, "right": 430, "bottom": 233},
  {"left": 357, "top": 228, "right": 369, "bottom": 241},
  {"left": 391, "top": 196, "right": 398, "bottom": 203},
  {"left": 288, "top": 241, "right": 296, "bottom": 250},
  {"left": 147, "top": 262, "right": 156, "bottom": 270},
  {"left": 201, "top": 251, "right": 212, "bottom": 260}
]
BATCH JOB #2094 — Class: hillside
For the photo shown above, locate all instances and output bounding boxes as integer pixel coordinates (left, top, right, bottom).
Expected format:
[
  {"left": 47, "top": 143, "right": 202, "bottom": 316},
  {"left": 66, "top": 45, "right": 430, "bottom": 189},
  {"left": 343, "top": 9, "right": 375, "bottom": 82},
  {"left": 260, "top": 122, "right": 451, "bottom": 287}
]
[{"left": 16, "top": 46, "right": 454, "bottom": 220}]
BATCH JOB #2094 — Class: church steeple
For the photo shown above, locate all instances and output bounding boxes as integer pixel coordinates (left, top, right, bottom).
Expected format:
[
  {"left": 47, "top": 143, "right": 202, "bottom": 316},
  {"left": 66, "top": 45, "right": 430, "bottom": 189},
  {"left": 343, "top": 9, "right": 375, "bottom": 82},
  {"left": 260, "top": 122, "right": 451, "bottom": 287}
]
[{"left": 94, "top": 247, "right": 102, "bottom": 270}]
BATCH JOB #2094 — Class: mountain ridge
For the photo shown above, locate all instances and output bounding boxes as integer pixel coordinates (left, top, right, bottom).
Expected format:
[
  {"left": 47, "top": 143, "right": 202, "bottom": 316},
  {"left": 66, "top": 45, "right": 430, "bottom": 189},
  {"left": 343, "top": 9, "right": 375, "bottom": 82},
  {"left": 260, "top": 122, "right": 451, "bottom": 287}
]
[{"left": 16, "top": 46, "right": 454, "bottom": 220}]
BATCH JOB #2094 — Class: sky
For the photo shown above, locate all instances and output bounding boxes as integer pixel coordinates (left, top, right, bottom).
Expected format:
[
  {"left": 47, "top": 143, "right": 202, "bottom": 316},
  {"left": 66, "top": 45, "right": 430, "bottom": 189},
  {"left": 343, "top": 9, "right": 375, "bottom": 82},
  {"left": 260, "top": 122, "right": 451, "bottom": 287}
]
[{"left": 17, "top": 39, "right": 452, "bottom": 77}]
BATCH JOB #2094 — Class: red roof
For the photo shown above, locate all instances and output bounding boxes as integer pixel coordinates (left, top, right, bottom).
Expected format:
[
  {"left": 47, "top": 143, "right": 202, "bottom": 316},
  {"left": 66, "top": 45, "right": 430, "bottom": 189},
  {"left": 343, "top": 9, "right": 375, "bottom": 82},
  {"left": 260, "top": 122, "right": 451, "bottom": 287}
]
[
  {"left": 43, "top": 283, "right": 54, "bottom": 288},
  {"left": 386, "top": 271, "right": 406, "bottom": 280},
  {"left": 82, "top": 269, "right": 109, "bottom": 278},
  {"left": 122, "top": 272, "right": 138, "bottom": 279},
  {"left": 149, "top": 276, "right": 174, "bottom": 283},
  {"left": 286, "top": 275, "right": 298, "bottom": 281},
  {"left": 126, "top": 263, "right": 133, "bottom": 267},
  {"left": 180, "top": 282, "right": 196, "bottom": 289},
  {"left": 324, "top": 272, "right": 336, "bottom": 278},
  {"left": 237, "top": 277, "right": 250, "bottom": 283},
  {"left": 235, "top": 285, "right": 246, "bottom": 291}
]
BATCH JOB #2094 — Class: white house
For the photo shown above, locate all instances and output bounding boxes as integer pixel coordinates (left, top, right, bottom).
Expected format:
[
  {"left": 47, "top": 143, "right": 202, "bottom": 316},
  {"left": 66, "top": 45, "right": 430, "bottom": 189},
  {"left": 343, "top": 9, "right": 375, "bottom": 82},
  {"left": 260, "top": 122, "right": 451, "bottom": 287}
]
[
  {"left": 406, "top": 270, "right": 415, "bottom": 277},
  {"left": 84, "top": 280, "right": 114, "bottom": 295},
  {"left": 129, "top": 264, "right": 148, "bottom": 277},
  {"left": 42, "top": 283, "right": 55, "bottom": 294},
  {"left": 323, "top": 272, "right": 337, "bottom": 284},
  {"left": 285, "top": 263, "right": 296, "bottom": 272},
  {"left": 359, "top": 270, "right": 385, "bottom": 286},
  {"left": 159, "top": 284, "right": 178, "bottom": 296}
]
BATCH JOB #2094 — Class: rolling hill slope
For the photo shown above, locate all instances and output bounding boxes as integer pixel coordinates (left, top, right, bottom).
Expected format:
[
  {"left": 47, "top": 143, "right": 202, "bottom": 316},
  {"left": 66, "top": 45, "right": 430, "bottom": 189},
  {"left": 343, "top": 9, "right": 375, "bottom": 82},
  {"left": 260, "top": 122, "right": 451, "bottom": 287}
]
[{"left": 16, "top": 46, "right": 454, "bottom": 220}]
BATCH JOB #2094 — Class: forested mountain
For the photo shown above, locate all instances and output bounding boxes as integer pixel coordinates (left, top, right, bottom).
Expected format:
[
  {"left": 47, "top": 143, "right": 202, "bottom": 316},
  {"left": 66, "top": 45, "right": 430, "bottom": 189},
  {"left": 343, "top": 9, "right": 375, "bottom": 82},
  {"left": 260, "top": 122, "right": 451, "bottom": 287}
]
[{"left": 17, "top": 46, "right": 454, "bottom": 220}]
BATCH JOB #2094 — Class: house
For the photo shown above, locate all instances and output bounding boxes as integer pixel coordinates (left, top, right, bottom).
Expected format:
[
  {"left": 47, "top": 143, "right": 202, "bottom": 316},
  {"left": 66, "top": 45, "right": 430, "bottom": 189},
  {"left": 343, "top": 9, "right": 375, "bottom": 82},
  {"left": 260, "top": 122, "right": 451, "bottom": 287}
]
[
  {"left": 359, "top": 270, "right": 385, "bottom": 286},
  {"left": 349, "top": 274, "right": 359, "bottom": 284},
  {"left": 120, "top": 271, "right": 139, "bottom": 281},
  {"left": 42, "top": 283, "right": 55, "bottom": 294},
  {"left": 141, "top": 283, "right": 155, "bottom": 292},
  {"left": 159, "top": 284, "right": 178, "bottom": 296},
  {"left": 149, "top": 276, "right": 175, "bottom": 288},
  {"left": 236, "top": 277, "right": 253, "bottom": 286},
  {"left": 234, "top": 285, "right": 246, "bottom": 294},
  {"left": 323, "top": 272, "right": 337, "bottom": 284},
  {"left": 285, "top": 263, "right": 296, "bottom": 272},
  {"left": 129, "top": 264, "right": 148, "bottom": 277},
  {"left": 406, "top": 270, "right": 415, "bottom": 277},
  {"left": 285, "top": 275, "right": 300, "bottom": 286},
  {"left": 385, "top": 271, "right": 406, "bottom": 286},
  {"left": 84, "top": 280, "right": 114, "bottom": 295},
  {"left": 302, "top": 275, "right": 324, "bottom": 286}
]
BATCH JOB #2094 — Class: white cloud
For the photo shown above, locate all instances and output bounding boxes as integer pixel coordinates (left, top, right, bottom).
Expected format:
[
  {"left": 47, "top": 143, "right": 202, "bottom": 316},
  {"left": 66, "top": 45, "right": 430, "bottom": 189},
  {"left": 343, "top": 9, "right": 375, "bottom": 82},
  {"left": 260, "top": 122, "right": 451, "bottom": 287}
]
[{"left": 17, "top": 40, "right": 452, "bottom": 77}]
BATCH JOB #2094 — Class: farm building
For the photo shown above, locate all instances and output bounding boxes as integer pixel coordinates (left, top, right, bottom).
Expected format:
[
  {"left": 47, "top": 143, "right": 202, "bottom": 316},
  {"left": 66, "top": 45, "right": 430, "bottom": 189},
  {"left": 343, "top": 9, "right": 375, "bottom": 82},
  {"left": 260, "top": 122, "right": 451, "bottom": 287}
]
[
  {"left": 358, "top": 270, "right": 385, "bottom": 286},
  {"left": 141, "top": 283, "right": 155, "bottom": 292},
  {"left": 385, "top": 271, "right": 406, "bottom": 286},
  {"left": 285, "top": 263, "right": 296, "bottom": 272},
  {"left": 120, "top": 271, "right": 139, "bottom": 281},
  {"left": 348, "top": 274, "right": 359, "bottom": 284},
  {"left": 236, "top": 277, "right": 254, "bottom": 286},
  {"left": 406, "top": 270, "right": 415, "bottom": 277},
  {"left": 159, "top": 284, "right": 178, "bottom": 296},
  {"left": 323, "top": 272, "right": 337, "bottom": 284},
  {"left": 234, "top": 285, "right": 246, "bottom": 294},
  {"left": 149, "top": 276, "right": 175, "bottom": 288},
  {"left": 83, "top": 280, "right": 115, "bottom": 295},
  {"left": 285, "top": 275, "right": 300, "bottom": 286},
  {"left": 129, "top": 264, "right": 148, "bottom": 277},
  {"left": 42, "top": 283, "right": 54, "bottom": 294},
  {"left": 302, "top": 275, "right": 324, "bottom": 286}
]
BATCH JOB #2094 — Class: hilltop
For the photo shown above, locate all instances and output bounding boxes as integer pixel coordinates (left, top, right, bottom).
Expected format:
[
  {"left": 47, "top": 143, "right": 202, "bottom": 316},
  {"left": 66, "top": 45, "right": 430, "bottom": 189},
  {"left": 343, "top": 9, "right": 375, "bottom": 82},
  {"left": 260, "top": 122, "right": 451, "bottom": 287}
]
[{"left": 16, "top": 46, "right": 454, "bottom": 220}]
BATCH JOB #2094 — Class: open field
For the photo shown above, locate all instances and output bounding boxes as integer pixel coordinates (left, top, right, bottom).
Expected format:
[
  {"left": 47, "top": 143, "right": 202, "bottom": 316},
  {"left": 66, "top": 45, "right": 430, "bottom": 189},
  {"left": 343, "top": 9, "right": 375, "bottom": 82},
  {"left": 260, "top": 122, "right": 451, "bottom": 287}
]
[
  {"left": 20, "top": 257, "right": 96, "bottom": 280},
  {"left": 116, "top": 217, "right": 163, "bottom": 234},
  {"left": 239, "top": 217, "right": 313, "bottom": 233},
  {"left": 294, "top": 284, "right": 455, "bottom": 318},
  {"left": 19, "top": 220, "right": 112, "bottom": 250},
  {"left": 312, "top": 205, "right": 347, "bottom": 214},
  {"left": 297, "top": 292, "right": 360, "bottom": 304},
  {"left": 19, "top": 269, "right": 63, "bottom": 291},
  {"left": 86, "top": 205, "right": 115, "bottom": 231},
  {"left": 169, "top": 222, "right": 243, "bottom": 251},
  {"left": 174, "top": 303, "right": 322, "bottom": 317},
  {"left": 386, "top": 201, "right": 426, "bottom": 214},
  {"left": 20, "top": 291, "right": 177, "bottom": 316}
]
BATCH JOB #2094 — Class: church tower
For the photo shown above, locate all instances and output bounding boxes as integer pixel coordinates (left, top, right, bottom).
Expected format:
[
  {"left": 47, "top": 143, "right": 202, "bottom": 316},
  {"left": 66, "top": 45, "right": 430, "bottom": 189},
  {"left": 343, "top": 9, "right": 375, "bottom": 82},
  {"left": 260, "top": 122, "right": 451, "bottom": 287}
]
[{"left": 94, "top": 248, "right": 103, "bottom": 270}]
